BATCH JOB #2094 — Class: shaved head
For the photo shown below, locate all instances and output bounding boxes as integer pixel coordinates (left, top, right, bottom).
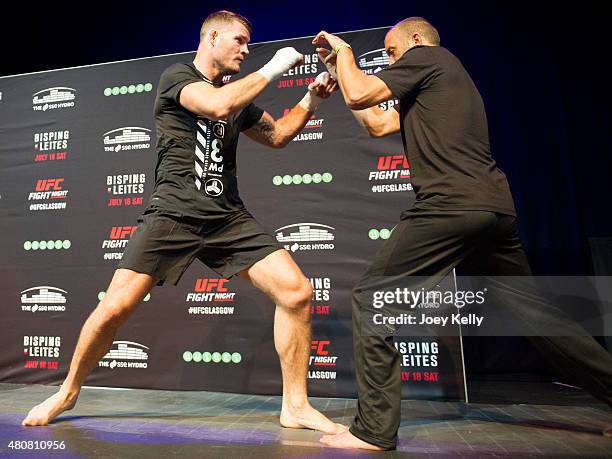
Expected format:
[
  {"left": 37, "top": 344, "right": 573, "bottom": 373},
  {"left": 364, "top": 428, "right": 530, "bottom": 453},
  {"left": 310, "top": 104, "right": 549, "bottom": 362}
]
[
  {"left": 392, "top": 17, "right": 440, "bottom": 46},
  {"left": 384, "top": 17, "right": 440, "bottom": 64}
]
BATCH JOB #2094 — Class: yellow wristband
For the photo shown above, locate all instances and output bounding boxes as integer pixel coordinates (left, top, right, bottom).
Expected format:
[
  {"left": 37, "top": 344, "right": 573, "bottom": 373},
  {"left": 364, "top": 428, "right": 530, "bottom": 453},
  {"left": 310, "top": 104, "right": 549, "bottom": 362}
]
[{"left": 334, "top": 43, "right": 352, "bottom": 55}]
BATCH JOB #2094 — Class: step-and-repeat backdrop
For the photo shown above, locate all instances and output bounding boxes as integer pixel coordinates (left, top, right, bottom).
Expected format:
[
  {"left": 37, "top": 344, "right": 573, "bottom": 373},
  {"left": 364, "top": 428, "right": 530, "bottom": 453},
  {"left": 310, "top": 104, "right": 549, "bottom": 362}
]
[{"left": 0, "top": 27, "right": 466, "bottom": 400}]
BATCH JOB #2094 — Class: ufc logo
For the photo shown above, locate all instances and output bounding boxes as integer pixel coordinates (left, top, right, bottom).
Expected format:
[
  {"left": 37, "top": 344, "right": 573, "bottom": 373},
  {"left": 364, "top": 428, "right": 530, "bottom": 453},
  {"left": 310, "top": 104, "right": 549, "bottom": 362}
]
[
  {"left": 377, "top": 155, "right": 408, "bottom": 171},
  {"left": 109, "top": 226, "right": 137, "bottom": 239},
  {"left": 195, "top": 278, "right": 229, "bottom": 293},
  {"left": 35, "top": 178, "right": 64, "bottom": 191},
  {"left": 311, "top": 340, "right": 330, "bottom": 355}
]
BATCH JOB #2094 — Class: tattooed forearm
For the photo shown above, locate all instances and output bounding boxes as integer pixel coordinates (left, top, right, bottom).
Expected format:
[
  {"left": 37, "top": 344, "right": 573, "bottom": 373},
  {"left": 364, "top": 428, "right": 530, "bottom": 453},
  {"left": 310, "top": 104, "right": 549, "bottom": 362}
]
[
  {"left": 254, "top": 116, "right": 277, "bottom": 146},
  {"left": 245, "top": 107, "right": 311, "bottom": 149}
]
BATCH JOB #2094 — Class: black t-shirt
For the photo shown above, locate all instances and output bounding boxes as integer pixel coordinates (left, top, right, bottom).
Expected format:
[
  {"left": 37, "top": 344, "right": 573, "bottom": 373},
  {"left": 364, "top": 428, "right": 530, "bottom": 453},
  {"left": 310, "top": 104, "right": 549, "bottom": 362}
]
[
  {"left": 376, "top": 46, "right": 516, "bottom": 216},
  {"left": 148, "top": 62, "right": 264, "bottom": 218}
]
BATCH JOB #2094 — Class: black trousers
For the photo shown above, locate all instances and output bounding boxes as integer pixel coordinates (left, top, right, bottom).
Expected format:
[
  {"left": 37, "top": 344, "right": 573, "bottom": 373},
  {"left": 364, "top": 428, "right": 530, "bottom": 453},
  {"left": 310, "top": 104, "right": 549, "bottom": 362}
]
[{"left": 349, "top": 210, "right": 612, "bottom": 449}]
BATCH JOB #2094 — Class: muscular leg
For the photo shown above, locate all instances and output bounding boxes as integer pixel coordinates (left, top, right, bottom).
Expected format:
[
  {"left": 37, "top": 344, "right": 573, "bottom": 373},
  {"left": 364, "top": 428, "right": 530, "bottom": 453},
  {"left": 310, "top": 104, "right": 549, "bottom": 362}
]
[
  {"left": 22, "top": 269, "right": 157, "bottom": 426},
  {"left": 238, "top": 249, "right": 344, "bottom": 434}
]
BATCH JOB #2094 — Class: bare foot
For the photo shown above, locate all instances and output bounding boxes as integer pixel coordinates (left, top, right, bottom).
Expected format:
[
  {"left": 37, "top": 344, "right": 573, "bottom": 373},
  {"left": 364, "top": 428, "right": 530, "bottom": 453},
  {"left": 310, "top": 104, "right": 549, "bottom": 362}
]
[
  {"left": 280, "top": 404, "right": 346, "bottom": 434},
  {"left": 320, "top": 429, "right": 386, "bottom": 450},
  {"left": 22, "top": 391, "right": 77, "bottom": 426}
]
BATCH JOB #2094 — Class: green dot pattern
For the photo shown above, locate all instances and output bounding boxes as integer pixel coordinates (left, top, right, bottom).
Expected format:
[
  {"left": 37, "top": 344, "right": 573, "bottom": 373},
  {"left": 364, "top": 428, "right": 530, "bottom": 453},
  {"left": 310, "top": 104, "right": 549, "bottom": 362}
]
[
  {"left": 369, "top": 229, "right": 392, "bottom": 240},
  {"left": 272, "top": 172, "right": 333, "bottom": 186},
  {"left": 104, "top": 83, "right": 153, "bottom": 96},
  {"left": 24, "top": 240, "right": 71, "bottom": 250},
  {"left": 183, "top": 351, "right": 242, "bottom": 364}
]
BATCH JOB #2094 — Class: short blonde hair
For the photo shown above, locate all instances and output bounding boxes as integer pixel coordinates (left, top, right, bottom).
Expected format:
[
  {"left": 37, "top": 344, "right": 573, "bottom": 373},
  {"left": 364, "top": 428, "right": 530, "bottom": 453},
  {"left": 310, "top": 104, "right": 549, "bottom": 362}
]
[{"left": 200, "top": 10, "right": 253, "bottom": 42}]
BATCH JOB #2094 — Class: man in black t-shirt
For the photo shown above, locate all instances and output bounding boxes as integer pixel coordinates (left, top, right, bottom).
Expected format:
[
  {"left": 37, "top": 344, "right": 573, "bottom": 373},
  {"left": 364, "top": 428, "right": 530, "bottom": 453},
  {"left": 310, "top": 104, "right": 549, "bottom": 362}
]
[
  {"left": 23, "top": 11, "right": 344, "bottom": 434},
  {"left": 313, "top": 18, "right": 612, "bottom": 450}
]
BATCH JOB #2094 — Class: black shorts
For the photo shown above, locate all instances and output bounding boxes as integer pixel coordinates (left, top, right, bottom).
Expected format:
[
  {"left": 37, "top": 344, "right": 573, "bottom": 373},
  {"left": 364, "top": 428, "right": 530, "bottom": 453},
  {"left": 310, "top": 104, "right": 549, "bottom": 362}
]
[{"left": 118, "top": 208, "right": 282, "bottom": 285}]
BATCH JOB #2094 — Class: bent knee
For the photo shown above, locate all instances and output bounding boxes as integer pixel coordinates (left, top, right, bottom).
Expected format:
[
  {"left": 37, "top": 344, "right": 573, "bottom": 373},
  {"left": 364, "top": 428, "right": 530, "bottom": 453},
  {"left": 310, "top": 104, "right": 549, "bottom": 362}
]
[
  {"left": 96, "top": 298, "right": 136, "bottom": 327},
  {"left": 279, "top": 278, "right": 312, "bottom": 311}
]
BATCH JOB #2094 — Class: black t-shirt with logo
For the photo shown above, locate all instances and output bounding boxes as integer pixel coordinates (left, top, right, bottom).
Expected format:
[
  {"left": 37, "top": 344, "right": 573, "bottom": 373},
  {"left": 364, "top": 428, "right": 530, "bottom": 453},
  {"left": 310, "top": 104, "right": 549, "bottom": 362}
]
[
  {"left": 376, "top": 46, "right": 516, "bottom": 216},
  {"left": 148, "top": 62, "right": 264, "bottom": 218}
]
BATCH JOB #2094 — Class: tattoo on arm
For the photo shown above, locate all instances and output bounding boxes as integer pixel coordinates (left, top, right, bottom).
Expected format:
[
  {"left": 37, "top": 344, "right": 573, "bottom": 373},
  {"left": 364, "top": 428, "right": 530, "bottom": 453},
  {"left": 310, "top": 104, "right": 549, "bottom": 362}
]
[{"left": 254, "top": 116, "right": 277, "bottom": 146}]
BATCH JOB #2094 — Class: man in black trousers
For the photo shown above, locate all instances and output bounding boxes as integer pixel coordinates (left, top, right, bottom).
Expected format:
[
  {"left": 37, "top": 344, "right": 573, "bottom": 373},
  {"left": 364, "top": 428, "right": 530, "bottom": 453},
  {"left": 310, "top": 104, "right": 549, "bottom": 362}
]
[{"left": 312, "top": 17, "right": 612, "bottom": 450}]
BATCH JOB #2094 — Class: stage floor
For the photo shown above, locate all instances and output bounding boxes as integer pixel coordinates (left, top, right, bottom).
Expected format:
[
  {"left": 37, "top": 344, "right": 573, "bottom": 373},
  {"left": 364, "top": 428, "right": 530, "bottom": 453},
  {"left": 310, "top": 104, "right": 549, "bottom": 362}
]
[{"left": 1, "top": 381, "right": 611, "bottom": 458}]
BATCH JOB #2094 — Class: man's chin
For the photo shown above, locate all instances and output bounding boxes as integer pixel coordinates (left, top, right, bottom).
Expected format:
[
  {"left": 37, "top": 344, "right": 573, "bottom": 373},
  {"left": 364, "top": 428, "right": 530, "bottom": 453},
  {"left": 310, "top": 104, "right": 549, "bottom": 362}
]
[{"left": 225, "top": 66, "right": 241, "bottom": 76}]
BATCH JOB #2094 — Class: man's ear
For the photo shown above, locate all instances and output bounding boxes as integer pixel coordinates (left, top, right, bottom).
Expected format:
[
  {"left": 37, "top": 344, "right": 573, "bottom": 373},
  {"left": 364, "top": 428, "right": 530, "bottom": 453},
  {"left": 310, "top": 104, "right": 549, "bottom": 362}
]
[
  {"left": 210, "top": 30, "right": 218, "bottom": 47},
  {"left": 412, "top": 32, "right": 421, "bottom": 44}
]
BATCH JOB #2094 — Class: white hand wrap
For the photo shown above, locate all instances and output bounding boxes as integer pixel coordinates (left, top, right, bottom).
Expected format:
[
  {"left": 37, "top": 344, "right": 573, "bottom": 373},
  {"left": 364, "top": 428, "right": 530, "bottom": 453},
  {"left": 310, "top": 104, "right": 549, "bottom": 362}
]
[
  {"left": 298, "top": 72, "right": 331, "bottom": 112},
  {"left": 256, "top": 47, "right": 303, "bottom": 82},
  {"left": 322, "top": 51, "right": 338, "bottom": 79}
]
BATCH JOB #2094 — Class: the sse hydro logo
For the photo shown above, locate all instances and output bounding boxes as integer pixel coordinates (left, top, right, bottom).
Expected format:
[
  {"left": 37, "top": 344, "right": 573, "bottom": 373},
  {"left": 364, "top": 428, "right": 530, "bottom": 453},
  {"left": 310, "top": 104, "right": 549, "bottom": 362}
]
[
  {"left": 23, "top": 336, "right": 61, "bottom": 370},
  {"left": 103, "top": 127, "right": 151, "bottom": 152},
  {"left": 28, "top": 178, "right": 68, "bottom": 211},
  {"left": 103, "top": 83, "right": 153, "bottom": 97},
  {"left": 99, "top": 341, "right": 148, "bottom": 370},
  {"left": 369, "top": 154, "right": 412, "bottom": 193},
  {"left": 357, "top": 48, "right": 390, "bottom": 74},
  {"left": 32, "top": 87, "right": 75, "bottom": 111},
  {"left": 34, "top": 130, "right": 70, "bottom": 162},
  {"left": 107, "top": 173, "right": 146, "bottom": 207},
  {"left": 183, "top": 351, "right": 242, "bottom": 364},
  {"left": 102, "top": 226, "right": 137, "bottom": 261},
  {"left": 309, "top": 340, "right": 337, "bottom": 380},
  {"left": 310, "top": 277, "right": 332, "bottom": 316},
  {"left": 272, "top": 172, "right": 333, "bottom": 186},
  {"left": 186, "top": 278, "right": 236, "bottom": 315},
  {"left": 21, "top": 286, "right": 67, "bottom": 313},
  {"left": 275, "top": 223, "right": 335, "bottom": 253}
]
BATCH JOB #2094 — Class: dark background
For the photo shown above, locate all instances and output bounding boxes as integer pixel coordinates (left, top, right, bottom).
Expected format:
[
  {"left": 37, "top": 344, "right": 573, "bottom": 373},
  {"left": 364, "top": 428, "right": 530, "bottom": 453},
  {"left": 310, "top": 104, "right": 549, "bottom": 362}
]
[{"left": 2, "top": 1, "right": 610, "bottom": 380}]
